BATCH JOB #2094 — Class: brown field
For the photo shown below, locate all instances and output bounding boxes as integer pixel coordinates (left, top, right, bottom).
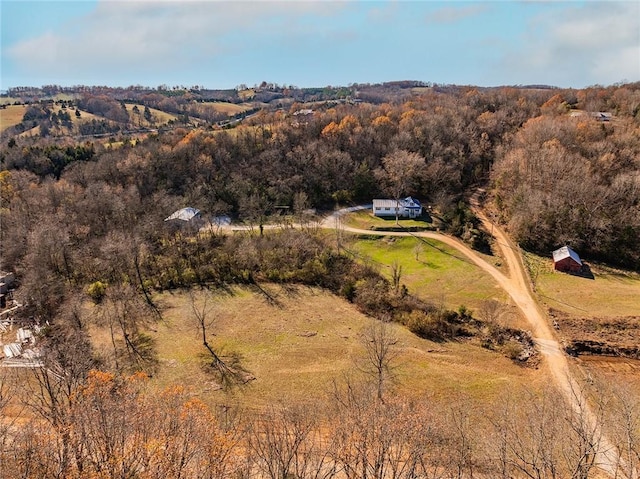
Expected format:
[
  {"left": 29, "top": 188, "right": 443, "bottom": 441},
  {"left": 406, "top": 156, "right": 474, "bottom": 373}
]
[
  {"left": 124, "top": 285, "right": 547, "bottom": 409},
  {"left": 237, "top": 89, "right": 256, "bottom": 101},
  {"left": 0, "top": 104, "right": 29, "bottom": 131},
  {"left": 525, "top": 252, "right": 640, "bottom": 317},
  {"left": 124, "top": 103, "right": 177, "bottom": 126},
  {"left": 199, "top": 101, "right": 254, "bottom": 116},
  {"left": 576, "top": 355, "right": 640, "bottom": 403},
  {"left": 0, "top": 97, "right": 20, "bottom": 106}
]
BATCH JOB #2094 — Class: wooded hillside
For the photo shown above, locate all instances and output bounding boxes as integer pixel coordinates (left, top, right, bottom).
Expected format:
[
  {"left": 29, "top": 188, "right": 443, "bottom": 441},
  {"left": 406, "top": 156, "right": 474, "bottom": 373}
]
[{"left": 1, "top": 80, "right": 640, "bottom": 478}]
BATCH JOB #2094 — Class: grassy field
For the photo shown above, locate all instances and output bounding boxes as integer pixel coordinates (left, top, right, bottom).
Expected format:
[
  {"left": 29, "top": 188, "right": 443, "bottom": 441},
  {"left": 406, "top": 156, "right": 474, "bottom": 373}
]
[
  {"left": 524, "top": 252, "right": 640, "bottom": 317},
  {"left": 237, "top": 89, "right": 256, "bottom": 101},
  {"left": 346, "top": 235, "right": 512, "bottom": 315},
  {"left": 0, "top": 105, "right": 28, "bottom": 131},
  {"left": 143, "top": 286, "right": 544, "bottom": 409},
  {"left": 199, "top": 101, "right": 254, "bottom": 116},
  {"left": 124, "top": 103, "right": 177, "bottom": 126}
]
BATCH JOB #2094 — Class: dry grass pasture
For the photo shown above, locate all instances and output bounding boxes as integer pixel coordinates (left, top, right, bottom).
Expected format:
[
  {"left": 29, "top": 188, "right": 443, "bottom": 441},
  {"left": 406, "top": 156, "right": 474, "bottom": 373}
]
[
  {"left": 0, "top": 105, "right": 28, "bottom": 131},
  {"left": 525, "top": 252, "right": 640, "bottom": 318},
  {"left": 144, "top": 285, "right": 543, "bottom": 408},
  {"left": 124, "top": 103, "right": 177, "bottom": 126},
  {"left": 198, "top": 101, "right": 253, "bottom": 116}
]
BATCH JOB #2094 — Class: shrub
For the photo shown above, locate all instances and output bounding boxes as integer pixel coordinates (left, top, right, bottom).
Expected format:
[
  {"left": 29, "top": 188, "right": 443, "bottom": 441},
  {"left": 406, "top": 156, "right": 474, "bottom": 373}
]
[
  {"left": 87, "top": 281, "right": 107, "bottom": 303},
  {"left": 503, "top": 340, "right": 525, "bottom": 361}
]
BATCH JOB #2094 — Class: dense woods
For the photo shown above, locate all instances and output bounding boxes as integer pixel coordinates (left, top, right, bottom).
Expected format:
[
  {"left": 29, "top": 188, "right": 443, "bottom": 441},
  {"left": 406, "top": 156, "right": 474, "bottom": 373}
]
[{"left": 1, "top": 81, "right": 640, "bottom": 477}]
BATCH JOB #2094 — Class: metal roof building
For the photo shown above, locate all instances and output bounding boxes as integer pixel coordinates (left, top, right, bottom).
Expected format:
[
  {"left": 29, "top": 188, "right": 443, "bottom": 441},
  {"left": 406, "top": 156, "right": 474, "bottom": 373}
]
[
  {"left": 552, "top": 246, "right": 583, "bottom": 273},
  {"left": 164, "top": 207, "right": 201, "bottom": 222},
  {"left": 372, "top": 197, "right": 422, "bottom": 218}
]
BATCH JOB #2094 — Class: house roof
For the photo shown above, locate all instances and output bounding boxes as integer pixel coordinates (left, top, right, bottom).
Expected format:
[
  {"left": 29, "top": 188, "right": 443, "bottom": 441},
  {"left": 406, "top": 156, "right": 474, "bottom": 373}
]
[
  {"left": 164, "top": 207, "right": 201, "bottom": 222},
  {"left": 373, "top": 199, "right": 399, "bottom": 208},
  {"left": 401, "top": 196, "right": 421, "bottom": 208},
  {"left": 552, "top": 246, "right": 582, "bottom": 265},
  {"left": 373, "top": 197, "right": 421, "bottom": 209}
]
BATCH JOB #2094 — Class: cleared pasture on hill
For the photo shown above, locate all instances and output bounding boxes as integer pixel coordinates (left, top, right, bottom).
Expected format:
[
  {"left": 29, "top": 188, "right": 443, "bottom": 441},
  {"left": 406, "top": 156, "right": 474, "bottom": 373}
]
[
  {"left": 147, "top": 286, "right": 542, "bottom": 408},
  {"left": 347, "top": 235, "right": 512, "bottom": 314},
  {"left": 524, "top": 252, "right": 640, "bottom": 317},
  {"left": 0, "top": 104, "right": 28, "bottom": 131},
  {"left": 198, "top": 101, "right": 254, "bottom": 116},
  {"left": 124, "top": 103, "right": 177, "bottom": 125}
]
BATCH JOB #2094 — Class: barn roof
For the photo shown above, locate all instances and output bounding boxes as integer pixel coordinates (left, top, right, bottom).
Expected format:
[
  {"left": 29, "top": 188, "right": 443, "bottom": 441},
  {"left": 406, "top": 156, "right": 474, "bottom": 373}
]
[
  {"left": 164, "top": 207, "right": 201, "bottom": 222},
  {"left": 552, "top": 246, "right": 582, "bottom": 265}
]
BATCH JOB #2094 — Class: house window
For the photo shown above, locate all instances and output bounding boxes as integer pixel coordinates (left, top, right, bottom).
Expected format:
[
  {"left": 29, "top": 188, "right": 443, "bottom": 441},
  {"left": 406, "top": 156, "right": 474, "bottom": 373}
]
[
  {"left": 375, "top": 207, "right": 381, "bottom": 210},
  {"left": 385, "top": 207, "right": 390, "bottom": 211}
]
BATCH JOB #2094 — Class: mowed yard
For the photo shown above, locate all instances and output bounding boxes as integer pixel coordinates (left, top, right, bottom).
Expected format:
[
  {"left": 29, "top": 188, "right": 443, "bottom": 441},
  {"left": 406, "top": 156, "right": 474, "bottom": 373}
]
[
  {"left": 346, "top": 235, "right": 517, "bottom": 320},
  {"left": 145, "top": 285, "right": 545, "bottom": 409}
]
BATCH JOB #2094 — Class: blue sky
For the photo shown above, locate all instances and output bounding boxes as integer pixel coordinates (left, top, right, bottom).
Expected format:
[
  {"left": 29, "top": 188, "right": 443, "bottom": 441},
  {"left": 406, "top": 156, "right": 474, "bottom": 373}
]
[{"left": 1, "top": 0, "right": 639, "bottom": 90}]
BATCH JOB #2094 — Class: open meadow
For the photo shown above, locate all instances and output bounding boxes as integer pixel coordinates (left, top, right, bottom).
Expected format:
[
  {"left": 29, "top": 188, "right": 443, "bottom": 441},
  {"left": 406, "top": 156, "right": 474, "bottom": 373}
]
[
  {"left": 124, "top": 103, "right": 178, "bottom": 125},
  {"left": 0, "top": 104, "right": 28, "bottom": 131},
  {"left": 199, "top": 101, "right": 254, "bottom": 116},
  {"left": 526, "top": 252, "right": 640, "bottom": 318},
  {"left": 128, "top": 285, "right": 547, "bottom": 409}
]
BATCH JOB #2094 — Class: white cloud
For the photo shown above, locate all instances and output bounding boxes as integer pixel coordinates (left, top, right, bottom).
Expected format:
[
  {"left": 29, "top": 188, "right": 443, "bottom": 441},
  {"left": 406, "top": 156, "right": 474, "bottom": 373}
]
[
  {"left": 499, "top": 2, "right": 640, "bottom": 87},
  {"left": 5, "top": 0, "right": 351, "bottom": 84}
]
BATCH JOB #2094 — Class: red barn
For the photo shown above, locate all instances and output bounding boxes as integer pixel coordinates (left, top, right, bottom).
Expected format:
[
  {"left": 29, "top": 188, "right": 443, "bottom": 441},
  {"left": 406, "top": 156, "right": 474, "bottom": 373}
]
[{"left": 552, "top": 246, "right": 583, "bottom": 273}]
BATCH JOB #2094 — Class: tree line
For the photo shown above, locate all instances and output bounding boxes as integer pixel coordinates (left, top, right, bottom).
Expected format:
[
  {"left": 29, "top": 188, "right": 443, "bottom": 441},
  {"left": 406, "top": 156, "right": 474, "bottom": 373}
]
[{"left": 1, "top": 364, "right": 638, "bottom": 478}]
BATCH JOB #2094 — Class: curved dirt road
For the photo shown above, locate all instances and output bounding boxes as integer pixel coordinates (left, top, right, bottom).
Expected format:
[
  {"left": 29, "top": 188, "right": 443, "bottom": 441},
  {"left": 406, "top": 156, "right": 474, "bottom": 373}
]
[
  {"left": 323, "top": 203, "right": 624, "bottom": 478},
  {"left": 212, "top": 206, "right": 625, "bottom": 477}
]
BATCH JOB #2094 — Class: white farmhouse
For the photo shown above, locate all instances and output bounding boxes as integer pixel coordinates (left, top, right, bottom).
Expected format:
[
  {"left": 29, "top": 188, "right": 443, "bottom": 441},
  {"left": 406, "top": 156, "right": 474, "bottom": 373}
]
[{"left": 372, "top": 197, "right": 423, "bottom": 219}]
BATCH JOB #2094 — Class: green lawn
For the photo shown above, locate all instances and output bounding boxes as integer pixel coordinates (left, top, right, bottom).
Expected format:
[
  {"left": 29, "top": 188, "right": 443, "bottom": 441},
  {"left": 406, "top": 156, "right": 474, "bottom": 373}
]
[{"left": 347, "top": 235, "right": 508, "bottom": 312}]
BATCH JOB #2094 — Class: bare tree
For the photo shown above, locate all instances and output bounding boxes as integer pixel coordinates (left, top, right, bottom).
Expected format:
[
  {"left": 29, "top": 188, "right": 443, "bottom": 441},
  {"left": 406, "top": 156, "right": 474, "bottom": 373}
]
[
  {"left": 248, "top": 403, "right": 336, "bottom": 479},
  {"left": 357, "top": 321, "right": 399, "bottom": 402},
  {"left": 391, "top": 260, "right": 403, "bottom": 296},
  {"left": 607, "top": 383, "right": 640, "bottom": 479},
  {"left": 375, "top": 150, "right": 425, "bottom": 224},
  {"left": 0, "top": 370, "right": 15, "bottom": 461},
  {"left": 562, "top": 380, "right": 604, "bottom": 479},
  {"left": 97, "top": 284, "right": 157, "bottom": 373},
  {"left": 478, "top": 299, "right": 507, "bottom": 327},
  {"left": 489, "top": 387, "right": 565, "bottom": 479},
  {"left": 189, "top": 288, "right": 252, "bottom": 388}
]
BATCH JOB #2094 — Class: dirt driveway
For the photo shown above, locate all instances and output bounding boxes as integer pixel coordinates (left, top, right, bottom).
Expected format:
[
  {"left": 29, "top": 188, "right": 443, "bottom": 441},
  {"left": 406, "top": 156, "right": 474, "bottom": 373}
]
[
  {"left": 324, "top": 202, "right": 624, "bottom": 478},
  {"left": 213, "top": 205, "right": 625, "bottom": 477}
]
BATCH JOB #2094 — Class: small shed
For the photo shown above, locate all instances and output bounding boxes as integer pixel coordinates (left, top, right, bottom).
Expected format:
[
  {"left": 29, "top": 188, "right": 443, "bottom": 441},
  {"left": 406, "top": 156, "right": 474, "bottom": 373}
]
[
  {"left": 552, "top": 246, "right": 583, "bottom": 273},
  {"left": 164, "top": 207, "right": 201, "bottom": 223}
]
